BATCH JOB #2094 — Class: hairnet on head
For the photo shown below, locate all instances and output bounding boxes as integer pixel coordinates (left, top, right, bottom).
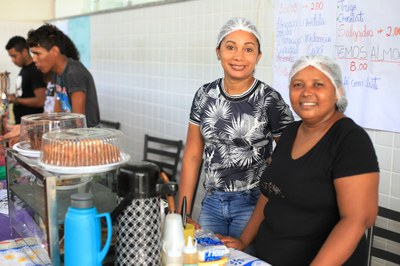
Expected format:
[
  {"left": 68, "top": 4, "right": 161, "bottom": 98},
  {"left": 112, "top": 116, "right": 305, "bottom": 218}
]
[
  {"left": 289, "top": 55, "right": 348, "bottom": 113},
  {"left": 217, "top": 17, "right": 261, "bottom": 48}
]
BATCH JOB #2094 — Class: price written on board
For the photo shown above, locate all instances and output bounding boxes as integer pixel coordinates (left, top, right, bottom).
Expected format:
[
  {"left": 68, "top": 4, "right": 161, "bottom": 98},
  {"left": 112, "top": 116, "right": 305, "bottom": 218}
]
[
  {"left": 273, "top": 0, "right": 400, "bottom": 132},
  {"left": 278, "top": 1, "right": 325, "bottom": 14}
]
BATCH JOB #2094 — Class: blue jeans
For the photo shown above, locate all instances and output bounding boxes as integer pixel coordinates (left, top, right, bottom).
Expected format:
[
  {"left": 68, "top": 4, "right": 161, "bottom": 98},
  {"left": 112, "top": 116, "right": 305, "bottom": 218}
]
[{"left": 198, "top": 187, "right": 261, "bottom": 239}]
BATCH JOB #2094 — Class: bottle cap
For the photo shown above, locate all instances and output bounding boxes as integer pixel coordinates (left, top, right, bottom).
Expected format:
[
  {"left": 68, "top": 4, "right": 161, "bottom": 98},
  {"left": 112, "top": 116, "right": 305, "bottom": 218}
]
[
  {"left": 71, "top": 193, "right": 93, "bottom": 209},
  {"left": 183, "top": 236, "right": 197, "bottom": 255}
]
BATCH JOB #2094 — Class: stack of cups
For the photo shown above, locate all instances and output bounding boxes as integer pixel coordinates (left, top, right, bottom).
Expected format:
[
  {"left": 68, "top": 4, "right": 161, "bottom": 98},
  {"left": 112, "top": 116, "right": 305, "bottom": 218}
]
[{"left": 162, "top": 213, "right": 185, "bottom": 265}]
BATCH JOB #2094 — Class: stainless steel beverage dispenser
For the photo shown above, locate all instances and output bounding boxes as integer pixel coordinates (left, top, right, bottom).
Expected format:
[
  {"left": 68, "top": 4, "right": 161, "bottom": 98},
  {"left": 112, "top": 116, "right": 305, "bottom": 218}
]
[{"left": 111, "top": 161, "right": 177, "bottom": 266}]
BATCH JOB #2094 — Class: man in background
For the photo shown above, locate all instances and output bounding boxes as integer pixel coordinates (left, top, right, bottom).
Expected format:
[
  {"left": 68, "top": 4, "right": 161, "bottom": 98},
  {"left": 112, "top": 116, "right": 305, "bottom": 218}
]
[
  {"left": 27, "top": 24, "right": 100, "bottom": 127},
  {"left": 5, "top": 36, "right": 46, "bottom": 124}
]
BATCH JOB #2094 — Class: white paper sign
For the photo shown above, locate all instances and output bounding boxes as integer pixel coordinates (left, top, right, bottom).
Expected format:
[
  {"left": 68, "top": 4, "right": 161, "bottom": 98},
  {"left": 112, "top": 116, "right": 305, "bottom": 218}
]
[{"left": 273, "top": 0, "right": 400, "bottom": 133}]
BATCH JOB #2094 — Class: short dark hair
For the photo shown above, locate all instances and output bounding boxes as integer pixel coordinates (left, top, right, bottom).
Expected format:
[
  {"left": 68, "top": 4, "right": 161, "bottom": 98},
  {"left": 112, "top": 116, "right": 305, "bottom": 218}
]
[
  {"left": 5, "top": 36, "right": 28, "bottom": 52},
  {"left": 27, "top": 23, "right": 80, "bottom": 60}
]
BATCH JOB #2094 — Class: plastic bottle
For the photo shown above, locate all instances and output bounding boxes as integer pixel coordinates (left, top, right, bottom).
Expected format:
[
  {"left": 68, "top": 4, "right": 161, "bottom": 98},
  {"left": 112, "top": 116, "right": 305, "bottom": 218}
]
[
  {"left": 64, "top": 193, "right": 112, "bottom": 266},
  {"left": 183, "top": 236, "right": 198, "bottom": 266},
  {"left": 164, "top": 240, "right": 183, "bottom": 266},
  {"left": 162, "top": 213, "right": 185, "bottom": 265}
]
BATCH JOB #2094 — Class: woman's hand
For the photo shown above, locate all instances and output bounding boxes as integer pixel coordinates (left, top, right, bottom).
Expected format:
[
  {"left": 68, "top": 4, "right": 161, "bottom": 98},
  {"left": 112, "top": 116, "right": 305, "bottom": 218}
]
[
  {"left": 216, "top": 234, "right": 246, "bottom": 251},
  {"left": 186, "top": 216, "right": 201, "bottom": 229}
]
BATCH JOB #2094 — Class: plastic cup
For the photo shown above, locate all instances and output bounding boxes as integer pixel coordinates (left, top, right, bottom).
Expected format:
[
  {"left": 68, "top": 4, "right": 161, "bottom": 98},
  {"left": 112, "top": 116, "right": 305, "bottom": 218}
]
[
  {"left": 162, "top": 213, "right": 184, "bottom": 252},
  {"left": 183, "top": 223, "right": 195, "bottom": 245}
]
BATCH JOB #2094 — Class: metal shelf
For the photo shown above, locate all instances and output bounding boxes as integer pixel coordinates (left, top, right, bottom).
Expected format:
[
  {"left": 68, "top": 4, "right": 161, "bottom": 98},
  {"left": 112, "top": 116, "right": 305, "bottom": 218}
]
[{"left": 6, "top": 149, "right": 119, "bottom": 265}]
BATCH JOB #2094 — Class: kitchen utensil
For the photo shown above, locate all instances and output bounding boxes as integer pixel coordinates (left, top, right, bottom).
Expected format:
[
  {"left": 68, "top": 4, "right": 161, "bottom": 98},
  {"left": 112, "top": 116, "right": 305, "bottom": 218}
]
[
  {"left": 64, "top": 193, "right": 112, "bottom": 266},
  {"left": 181, "top": 196, "right": 187, "bottom": 228},
  {"left": 162, "top": 213, "right": 185, "bottom": 253},
  {"left": 112, "top": 161, "right": 178, "bottom": 266},
  {"left": 160, "top": 171, "right": 176, "bottom": 213},
  {"left": 162, "top": 213, "right": 185, "bottom": 265},
  {"left": 19, "top": 113, "right": 86, "bottom": 151}
]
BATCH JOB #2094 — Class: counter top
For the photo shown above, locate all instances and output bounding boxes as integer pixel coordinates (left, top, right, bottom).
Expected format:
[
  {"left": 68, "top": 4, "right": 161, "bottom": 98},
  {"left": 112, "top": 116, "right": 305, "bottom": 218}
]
[
  {"left": 0, "top": 239, "right": 270, "bottom": 266},
  {"left": 227, "top": 248, "right": 271, "bottom": 266}
]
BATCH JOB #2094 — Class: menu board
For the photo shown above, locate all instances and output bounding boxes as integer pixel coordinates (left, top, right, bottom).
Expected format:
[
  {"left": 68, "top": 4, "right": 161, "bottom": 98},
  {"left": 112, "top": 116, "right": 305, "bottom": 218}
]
[{"left": 273, "top": 0, "right": 400, "bottom": 133}]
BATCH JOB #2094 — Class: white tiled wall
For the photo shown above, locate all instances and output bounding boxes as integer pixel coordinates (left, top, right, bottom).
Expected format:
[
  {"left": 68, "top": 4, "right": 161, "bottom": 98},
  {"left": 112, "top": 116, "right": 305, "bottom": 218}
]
[
  {"left": 0, "top": 0, "right": 398, "bottom": 220},
  {"left": 87, "top": 0, "right": 276, "bottom": 215},
  {"left": 0, "top": 21, "right": 42, "bottom": 90},
  {"left": 88, "top": 0, "right": 276, "bottom": 164}
]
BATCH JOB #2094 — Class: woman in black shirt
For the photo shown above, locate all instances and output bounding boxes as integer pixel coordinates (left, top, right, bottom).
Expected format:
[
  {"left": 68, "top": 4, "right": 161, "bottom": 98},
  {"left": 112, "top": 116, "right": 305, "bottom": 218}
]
[{"left": 219, "top": 55, "right": 379, "bottom": 265}]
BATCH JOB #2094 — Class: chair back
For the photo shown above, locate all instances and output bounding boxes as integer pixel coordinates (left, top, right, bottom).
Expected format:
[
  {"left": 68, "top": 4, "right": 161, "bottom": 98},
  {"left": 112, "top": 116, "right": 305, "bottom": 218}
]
[
  {"left": 367, "top": 206, "right": 400, "bottom": 265},
  {"left": 99, "top": 120, "right": 120, "bottom": 129},
  {"left": 143, "top": 134, "right": 183, "bottom": 181}
]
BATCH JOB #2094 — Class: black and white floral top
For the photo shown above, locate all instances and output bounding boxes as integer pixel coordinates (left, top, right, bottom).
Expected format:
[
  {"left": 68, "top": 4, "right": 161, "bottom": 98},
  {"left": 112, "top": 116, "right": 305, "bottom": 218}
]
[{"left": 190, "top": 78, "right": 293, "bottom": 192}]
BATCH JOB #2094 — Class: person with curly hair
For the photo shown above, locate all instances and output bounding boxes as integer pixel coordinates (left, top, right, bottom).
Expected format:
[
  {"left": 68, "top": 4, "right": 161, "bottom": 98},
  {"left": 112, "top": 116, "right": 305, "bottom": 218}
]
[{"left": 27, "top": 24, "right": 100, "bottom": 127}]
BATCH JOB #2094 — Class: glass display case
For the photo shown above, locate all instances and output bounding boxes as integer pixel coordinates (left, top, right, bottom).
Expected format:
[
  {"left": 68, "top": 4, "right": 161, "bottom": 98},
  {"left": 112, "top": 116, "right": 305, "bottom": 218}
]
[{"left": 5, "top": 149, "right": 118, "bottom": 265}]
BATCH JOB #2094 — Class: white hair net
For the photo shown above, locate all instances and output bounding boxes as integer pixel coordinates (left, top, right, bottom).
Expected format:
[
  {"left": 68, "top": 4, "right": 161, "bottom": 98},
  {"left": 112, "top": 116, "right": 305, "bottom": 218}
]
[
  {"left": 217, "top": 17, "right": 261, "bottom": 48},
  {"left": 289, "top": 55, "right": 348, "bottom": 113}
]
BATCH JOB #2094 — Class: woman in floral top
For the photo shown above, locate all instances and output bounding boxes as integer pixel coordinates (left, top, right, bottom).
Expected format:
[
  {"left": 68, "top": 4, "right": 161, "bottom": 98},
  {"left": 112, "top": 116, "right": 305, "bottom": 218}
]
[{"left": 178, "top": 17, "right": 293, "bottom": 247}]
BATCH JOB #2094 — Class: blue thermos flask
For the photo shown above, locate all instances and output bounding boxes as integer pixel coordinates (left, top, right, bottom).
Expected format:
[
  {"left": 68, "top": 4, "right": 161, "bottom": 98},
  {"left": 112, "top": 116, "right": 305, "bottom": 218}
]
[{"left": 64, "top": 193, "right": 112, "bottom": 266}]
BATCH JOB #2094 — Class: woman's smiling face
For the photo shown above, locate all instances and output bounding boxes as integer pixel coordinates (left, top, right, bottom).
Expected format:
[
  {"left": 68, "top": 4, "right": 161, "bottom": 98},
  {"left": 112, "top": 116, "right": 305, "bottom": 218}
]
[
  {"left": 289, "top": 66, "right": 338, "bottom": 124},
  {"left": 217, "top": 30, "right": 261, "bottom": 82}
]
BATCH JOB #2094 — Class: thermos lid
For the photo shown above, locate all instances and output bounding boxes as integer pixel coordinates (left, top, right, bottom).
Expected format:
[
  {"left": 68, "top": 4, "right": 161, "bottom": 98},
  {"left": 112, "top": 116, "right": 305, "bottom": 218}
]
[
  {"left": 116, "top": 161, "right": 160, "bottom": 199},
  {"left": 71, "top": 193, "right": 93, "bottom": 209}
]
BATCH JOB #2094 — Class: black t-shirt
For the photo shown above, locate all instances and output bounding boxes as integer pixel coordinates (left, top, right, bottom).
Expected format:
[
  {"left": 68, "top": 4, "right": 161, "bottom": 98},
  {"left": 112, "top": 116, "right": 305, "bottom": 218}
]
[
  {"left": 14, "top": 62, "right": 45, "bottom": 124},
  {"left": 257, "top": 118, "right": 379, "bottom": 266}
]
